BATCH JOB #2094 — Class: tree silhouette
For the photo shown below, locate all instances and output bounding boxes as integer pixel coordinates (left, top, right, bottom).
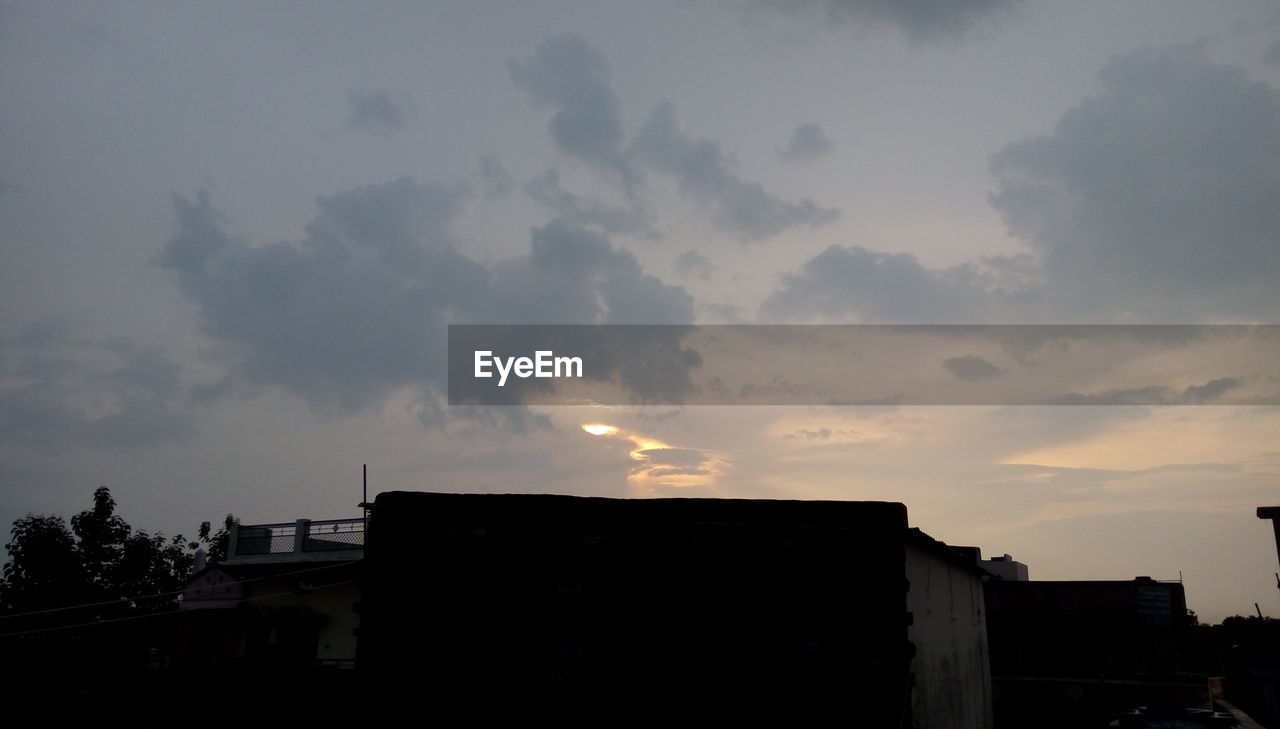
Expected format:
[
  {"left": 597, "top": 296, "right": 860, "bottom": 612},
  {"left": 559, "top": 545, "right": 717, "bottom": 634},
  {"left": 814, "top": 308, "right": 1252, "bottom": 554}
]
[
  {"left": 1, "top": 514, "right": 85, "bottom": 611},
  {"left": 70, "top": 486, "right": 130, "bottom": 599},
  {"left": 115, "top": 530, "right": 196, "bottom": 602},
  {"left": 198, "top": 513, "right": 235, "bottom": 564},
  {"left": 0, "top": 486, "right": 234, "bottom": 613}
]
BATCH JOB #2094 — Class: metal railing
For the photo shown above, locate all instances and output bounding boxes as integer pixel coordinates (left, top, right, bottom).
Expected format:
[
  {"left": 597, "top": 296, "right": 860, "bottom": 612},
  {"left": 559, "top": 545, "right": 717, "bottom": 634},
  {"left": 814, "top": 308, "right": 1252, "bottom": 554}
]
[
  {"left": 233, "top": 522, "right": 299, "bottom": 556},
  {"left": 303, "top": 518, "right": 365, "bottom": 552},
  {"left": 230, "top": 518, "right": 364, "bottom": 560}
]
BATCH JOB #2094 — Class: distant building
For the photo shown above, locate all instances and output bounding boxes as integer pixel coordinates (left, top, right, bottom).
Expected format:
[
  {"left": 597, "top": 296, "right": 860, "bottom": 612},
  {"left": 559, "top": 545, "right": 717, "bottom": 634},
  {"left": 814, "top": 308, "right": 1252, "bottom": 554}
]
[
  {"left": 178, "top": 517, "right": 364, "bottom": 668},
  {"left": 985, "top": 575, "right": 1197, "bottom": 726},
  {"left": 981, "top": 553, "right": 1029, "bottom": 582},
  {"left": 986, "top": 575, "right": 1189, "bottom": 674},
  {"left": 361, "top": 491, "right": 993, "bottom": 727}
]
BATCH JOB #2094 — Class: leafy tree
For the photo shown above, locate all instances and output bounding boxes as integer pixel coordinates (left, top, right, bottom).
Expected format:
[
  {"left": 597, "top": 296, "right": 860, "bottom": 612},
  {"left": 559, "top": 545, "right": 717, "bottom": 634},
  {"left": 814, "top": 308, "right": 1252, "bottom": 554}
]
[
  {"left": 198, "top": 513, "right": 235, "bottom": 564},
  {"left": 1, "top": 515, "right": 85, "bottom": 611},
  {"left": 116, "top": 531, "right": 196, "bottom": 602},
  {"left": 0, "top": 486, "right": 235, "bottom": 613},
  {"left": 70, "top": 486, "right": 129, "bottom": 598}
]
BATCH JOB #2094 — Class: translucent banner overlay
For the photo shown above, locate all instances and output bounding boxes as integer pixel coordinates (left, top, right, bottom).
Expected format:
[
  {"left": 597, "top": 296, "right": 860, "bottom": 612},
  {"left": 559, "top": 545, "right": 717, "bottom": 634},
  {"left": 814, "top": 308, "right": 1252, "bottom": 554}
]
[{"left": 447, "top": 325, "right": 1280, "bottom": 406}]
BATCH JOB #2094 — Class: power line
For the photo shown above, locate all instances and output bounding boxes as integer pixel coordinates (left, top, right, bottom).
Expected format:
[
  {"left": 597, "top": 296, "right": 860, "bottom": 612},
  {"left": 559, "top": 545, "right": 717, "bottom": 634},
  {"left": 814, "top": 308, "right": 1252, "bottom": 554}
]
[
  {"left": 0, "top": 561, "right": 356, "bottom": 622},
  {"left": 0, "top": 579, "right": 357, "bottom": 640}
]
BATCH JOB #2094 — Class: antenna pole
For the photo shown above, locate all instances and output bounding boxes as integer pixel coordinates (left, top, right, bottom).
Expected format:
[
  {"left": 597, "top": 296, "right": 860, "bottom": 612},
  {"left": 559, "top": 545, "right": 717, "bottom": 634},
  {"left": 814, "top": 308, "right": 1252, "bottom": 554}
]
[{"left": 363, "top": 464, "right": 368, "bottom": 531}]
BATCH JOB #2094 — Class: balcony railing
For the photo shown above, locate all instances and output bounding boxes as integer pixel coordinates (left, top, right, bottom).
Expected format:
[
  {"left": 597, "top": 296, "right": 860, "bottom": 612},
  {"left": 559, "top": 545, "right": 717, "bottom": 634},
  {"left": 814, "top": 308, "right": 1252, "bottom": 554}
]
[{"left": 228, "top": 518, "right": 365, "bottom": 562}]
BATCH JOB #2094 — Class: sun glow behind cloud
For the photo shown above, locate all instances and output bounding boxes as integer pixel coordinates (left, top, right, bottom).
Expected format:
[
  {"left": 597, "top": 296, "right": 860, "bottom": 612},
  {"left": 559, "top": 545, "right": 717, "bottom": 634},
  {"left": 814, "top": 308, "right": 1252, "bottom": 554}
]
[{"left": 582, "top": 422, "right": 730, "bottom": 496}]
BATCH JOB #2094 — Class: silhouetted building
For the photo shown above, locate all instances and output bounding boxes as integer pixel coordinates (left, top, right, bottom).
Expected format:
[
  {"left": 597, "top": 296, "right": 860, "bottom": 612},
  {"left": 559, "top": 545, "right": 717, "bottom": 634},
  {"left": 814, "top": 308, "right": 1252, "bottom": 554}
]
[
  {"left": 985, "top": 576, "right": 1197, "bottom": 726},
  {"left": 177, "top": 517, "right": 364, "bottom": 669},
  {"left": 360, "top": 491, "right": 993, "bottom": 726}
]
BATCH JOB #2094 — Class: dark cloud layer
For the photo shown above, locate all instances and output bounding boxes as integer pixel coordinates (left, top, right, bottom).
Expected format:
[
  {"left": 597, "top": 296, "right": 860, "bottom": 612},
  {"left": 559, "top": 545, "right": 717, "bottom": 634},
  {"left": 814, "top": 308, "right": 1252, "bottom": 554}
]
[
  {"left": 346, "top": 89, "right": 415, "bottom": 136},
  {"left": 752, "top": 0, "right": 1019, "bottom": 42},
  {"left": 942, "top": 355, "right": 1004, "bottom": 382},
  {"left": 157, "top": 180, "right": 478, "bottom": 414},
  {"left": 674, "top": 250, "right": 713, "bottom": 280},
  {"left": 510, "top": 35, "right": 838, "bottom": 241},
  {"left": 632, "top": 101, "right": 839, "bottom": 241},
  {"left": 761, "top": 245, "right": 1000, "bottom": 322},
  {"left": 157, "top": 179, "right": 692, "bottom": 425},
  {"left": 991, "top": 45, "right": 1280, "bottom": 321},
  {"left": 780, "top": 123, "right": 834, "bottom": 164},
  {"left": 766, "top": 46, "right": 1279, "bottom": 324},
  {"left": 1052, "top": 377, "right": 1245, "bottom": 405},
  {"left": 525, "top": 169, "right": 656, "bottom": 237},
  {"left": 1264, "top": 38, "right": 1280, "bottom": 67},
  {"left": 481, "top": 218, "right": 691, "bottom": 326},
  {"left": 0, "top": 320, "right": 194, "bottom": 450},
  {"left": 476, "top": 154, "right": 514, "bottom": 197},
  {"left": 508, "top": 35, "right": 636, "bottom": 187}
]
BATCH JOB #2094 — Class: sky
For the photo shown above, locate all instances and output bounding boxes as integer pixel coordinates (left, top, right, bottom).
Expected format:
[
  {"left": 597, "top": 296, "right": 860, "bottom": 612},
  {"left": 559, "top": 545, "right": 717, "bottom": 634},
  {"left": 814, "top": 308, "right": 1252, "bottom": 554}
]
[{"left": 2, "top": 0, "right": 1279, "bottom": 623}]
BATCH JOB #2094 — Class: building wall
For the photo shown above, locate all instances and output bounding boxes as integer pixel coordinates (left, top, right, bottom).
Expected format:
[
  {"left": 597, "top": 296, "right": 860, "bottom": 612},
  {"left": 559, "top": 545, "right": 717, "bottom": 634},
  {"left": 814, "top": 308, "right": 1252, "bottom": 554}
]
[
  {"left": 981, "top": 555, "right": 1029, "bottom": 582},
  {"left": 177, "top": 561, "right": 361, "bottom": 667},
  {"left": 251, "top": 581, "right": 360, "bottom": 663},
  {"left": 906, "top": 539, "right": 994, "bottom": 729},
  {"left": 985, "top": 578, "right": 1189, "bottom": 677},
  {"left": 362, "top": 491, "right": 913, "bottom": 719}
]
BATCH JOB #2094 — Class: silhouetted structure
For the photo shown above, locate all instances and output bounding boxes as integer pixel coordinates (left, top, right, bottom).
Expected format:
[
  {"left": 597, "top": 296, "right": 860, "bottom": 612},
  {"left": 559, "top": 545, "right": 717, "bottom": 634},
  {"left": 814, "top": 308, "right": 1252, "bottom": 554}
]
[
  {"left": 1259, "top": 506, "right": 1280, "bottom": 587},
  {"left": 5, "top": 495, "right": 1005, "bottom": 724},
  {"left": 360, "top": 491, "right": 992, "bottom": 725},
  {"left": 905, "top": 529, "right": 994, "bottom": 728},
  {"left": 176, "top": 517, "right": 364, "bottom": 669},
  {"left": 986, "top": 576, "right": 1199, "bottom": 727}
]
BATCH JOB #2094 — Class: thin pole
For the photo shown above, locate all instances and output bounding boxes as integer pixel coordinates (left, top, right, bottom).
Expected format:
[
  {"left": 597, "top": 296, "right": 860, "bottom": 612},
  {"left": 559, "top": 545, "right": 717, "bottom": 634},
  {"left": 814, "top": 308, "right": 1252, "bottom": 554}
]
[{"left": 363, "top": 464, "right": 368, "bottom": 532}]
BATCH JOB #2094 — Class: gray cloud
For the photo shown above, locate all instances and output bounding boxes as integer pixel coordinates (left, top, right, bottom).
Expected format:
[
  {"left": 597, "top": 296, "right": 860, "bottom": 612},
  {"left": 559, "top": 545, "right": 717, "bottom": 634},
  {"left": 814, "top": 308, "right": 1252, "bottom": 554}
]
[
  {"left": 1264, "top": 38, "right": 1280, "bottom": 66},
  {"left": 508, "top": 35, "right": 636, "bottom": 187},
  {"left": 942, "top": 355, "right": 1004, "bottom": 382},
  {"left": 1181, "top": 376, "right": 1243, "bottom": 404},
  {"left": 990, "top": 45, "right": 1280, "bottom": 321},
  {"left": 760, "top": 245, "right": 998, "bottom": 322},
  {"left": 751, "top": 0, "right": 1020, "bottom": 42},
  {"left": 77, "top": 22, "right": 123, "bottom": 52},
  {"left": 157, "top": 180, "right": 479, "bottom": 415},
  {"left": 674, "top": 249, "right": 713, "bottom": 280},
  {"left": 346, "top": 89, "right": 415, "bottom": 136},
  {"left": 632, "top": 100, "right": 839, "bottom": 241},
  {"left": 1052, "top": 377, "right": 1246, "bottom": 405},
  {"left": 698, "top": 302, "right": 748, "bottom": 324},
  {"left": 596, "top": 270, "right": 695, "bottom": 325},
  {"left": 785, "top": 427, "right": 833, "bottom": 440},
  {"left": 480, "top": 218, "right": 690, "bottom": 325},
  {"left": 765, "top": 46, "right": 1280, "bottom": 325},
  {"left": 510, "top": 35, "right": 836, "bottom": 242},
  {"left": 157, "top": 181, "right": 692, "bottom": 424},
  {"left": 477, "top": 154, "right": 514, "bottom": 197},
  {"left": 525, "top": 169, "right": 656, "bottom": 237},
  {"left": 0, "top": 319, "right": 195, "bottom": 450},
  {"left": 780, "top": 123, "right": 834, "bottom": 164},
  {"left": 634, "top": 447, "right": 708, "bottom": 468}
]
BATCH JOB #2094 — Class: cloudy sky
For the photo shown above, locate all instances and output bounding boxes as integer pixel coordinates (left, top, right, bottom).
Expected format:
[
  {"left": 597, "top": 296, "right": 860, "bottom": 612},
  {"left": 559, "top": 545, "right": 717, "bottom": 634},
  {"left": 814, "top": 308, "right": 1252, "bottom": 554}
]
[{"left": 2, "top": 1, "right": 1279, "bottom": 622}]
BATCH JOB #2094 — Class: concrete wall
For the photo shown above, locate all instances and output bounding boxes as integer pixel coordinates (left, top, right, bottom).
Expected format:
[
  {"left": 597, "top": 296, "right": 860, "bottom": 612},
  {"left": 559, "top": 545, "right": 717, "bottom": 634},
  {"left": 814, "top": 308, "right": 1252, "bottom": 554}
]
[
  {"left": 252, "top": 581, "right": 359, "bottom": 662},
  {"left": 906, "top": 539, "right": 994, "bottom": 729}
]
